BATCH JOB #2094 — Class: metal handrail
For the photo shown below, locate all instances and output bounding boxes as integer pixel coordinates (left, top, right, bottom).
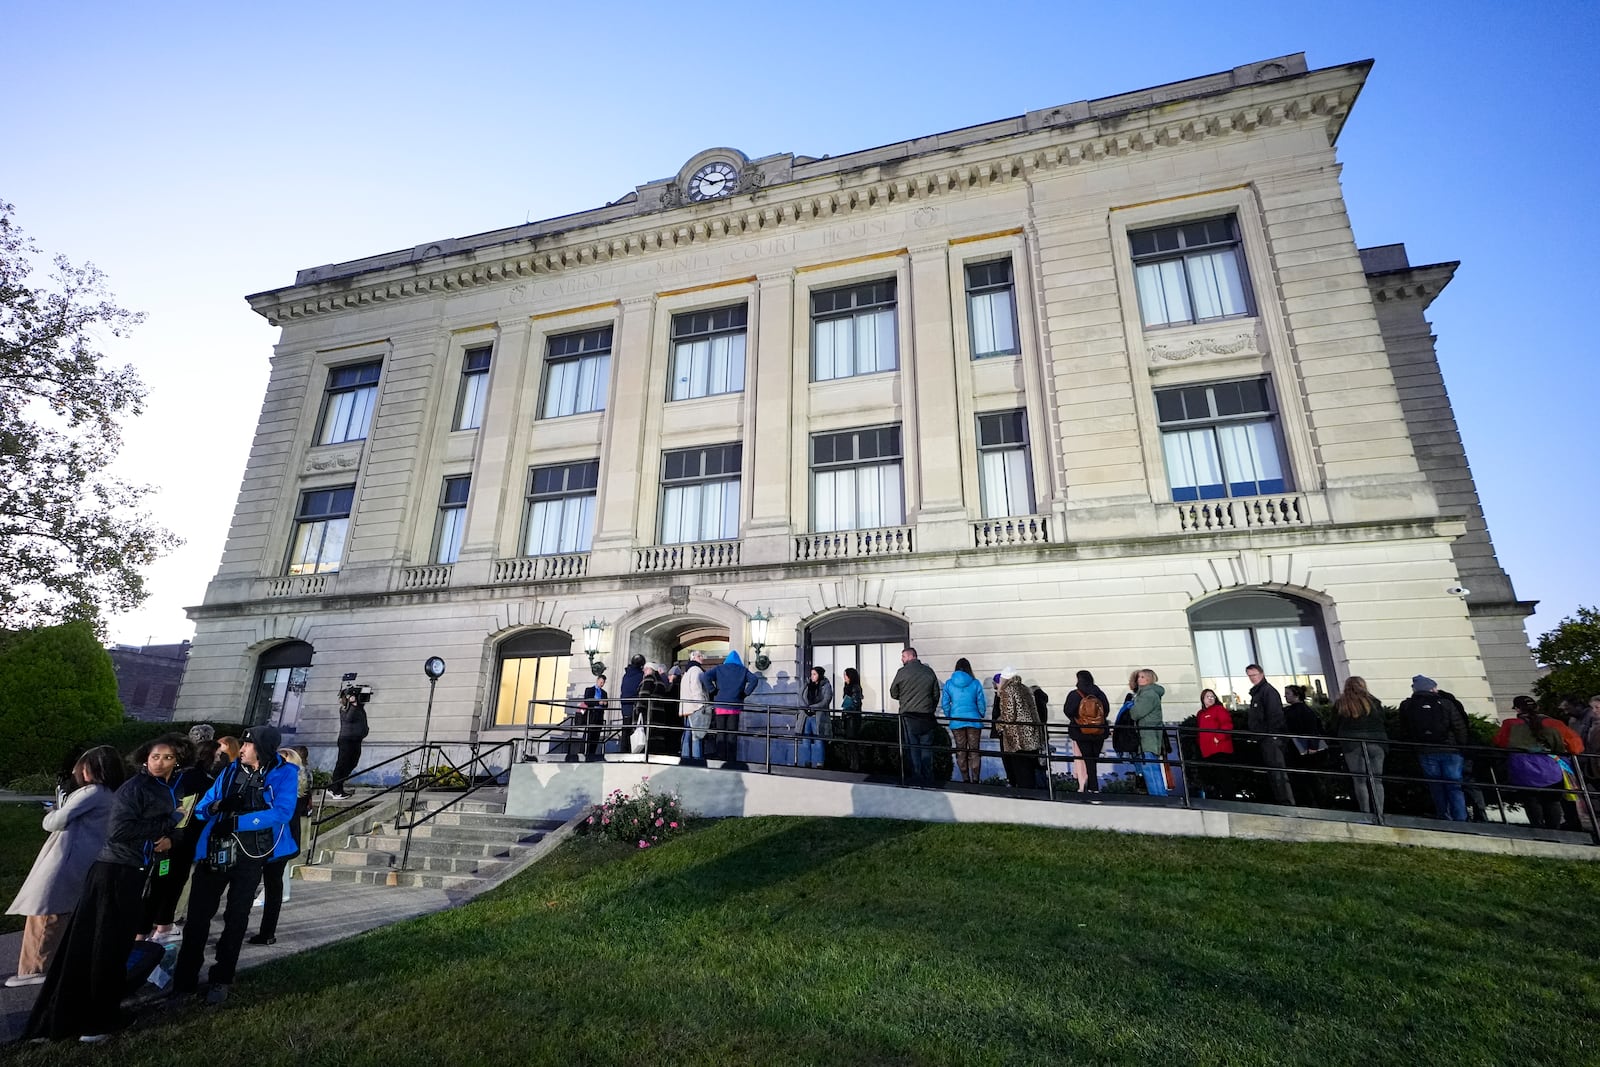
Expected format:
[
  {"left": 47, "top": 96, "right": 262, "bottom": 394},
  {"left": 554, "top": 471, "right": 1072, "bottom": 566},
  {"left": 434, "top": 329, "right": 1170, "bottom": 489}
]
[
  {"left": 393, "top": 739, "right": 519, "bottom": 871},
  {"left": 507, "top": 695, "right": 1598, "bottom": 845},
  {"left": 304, "top": 742, "right": 434, "bottom": 864}
]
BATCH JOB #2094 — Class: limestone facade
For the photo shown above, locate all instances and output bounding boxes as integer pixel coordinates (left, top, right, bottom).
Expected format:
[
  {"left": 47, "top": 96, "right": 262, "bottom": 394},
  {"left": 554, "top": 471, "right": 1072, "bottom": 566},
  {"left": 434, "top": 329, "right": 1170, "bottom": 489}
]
[{"left": 179, "top": 52, "right": 1535, "bottom": 750}]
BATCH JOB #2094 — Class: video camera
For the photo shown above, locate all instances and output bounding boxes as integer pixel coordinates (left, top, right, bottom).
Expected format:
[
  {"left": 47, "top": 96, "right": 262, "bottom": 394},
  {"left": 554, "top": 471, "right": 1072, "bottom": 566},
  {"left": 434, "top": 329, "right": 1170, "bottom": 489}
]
[{"left": 339, "top": 672, "right": 374, "bottom": 705}]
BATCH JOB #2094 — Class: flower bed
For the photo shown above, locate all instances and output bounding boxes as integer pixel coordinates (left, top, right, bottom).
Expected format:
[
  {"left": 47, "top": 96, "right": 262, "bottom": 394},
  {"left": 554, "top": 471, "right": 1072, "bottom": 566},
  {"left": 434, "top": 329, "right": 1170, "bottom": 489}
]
[{"left": 578, "top": 778, "right": 691, "bottom": 849}]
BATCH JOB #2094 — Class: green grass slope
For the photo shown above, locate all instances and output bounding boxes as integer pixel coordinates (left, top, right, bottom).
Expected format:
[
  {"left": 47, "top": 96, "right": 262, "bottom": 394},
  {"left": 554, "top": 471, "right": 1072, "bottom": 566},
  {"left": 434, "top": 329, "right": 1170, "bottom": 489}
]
[{"left": 9, "top": 818, "right": 1599, "bottom": 1066}]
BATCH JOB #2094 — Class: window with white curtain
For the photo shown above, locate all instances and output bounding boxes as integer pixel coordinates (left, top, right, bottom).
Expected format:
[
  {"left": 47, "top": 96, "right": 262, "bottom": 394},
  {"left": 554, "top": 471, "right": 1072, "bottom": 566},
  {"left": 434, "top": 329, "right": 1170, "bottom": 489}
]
[
  {"left": 317, "top": 362, "right": 380, "bottom": 445},
  {"left": 965, "top": 259, "right": 1019, "bottom": 358},
  {"left": 523, "top": 461, "right": 598, "bottom": 555},
  {"left": 811, "top": 425, "right": 903, "bottom": 532},
  {"left": 976, "top": 410, "right": 1034, "bottom": 517},
  {"left": 540, "top": 326, "right": 612, "bottom": 419},
  {"left": 811, "top": 279, "right": 897, "bottom": 382},
  {"left": 670, "top": 305, "right": 746, "bottom": 400},
  {"left": 1156, "top": 379, "right": 1287, "bottom": 501},
  {"left": 454, "top": 347, "right": 491, "bottom": 430},
  {"left": 1190, "top": 592, "right": 1331, "bottom": 709},
  {"left": 660, "top": 443, "right": 741, "bottom": 543},
  {"left": 434, "top": 476, "right": 471, "bottom": 564},
  {"left": 1130, "top": 217, "right": 1253, "bottom": 328},
  {"left": 286, "top": 485, "right": 354, "bottom": 575}
]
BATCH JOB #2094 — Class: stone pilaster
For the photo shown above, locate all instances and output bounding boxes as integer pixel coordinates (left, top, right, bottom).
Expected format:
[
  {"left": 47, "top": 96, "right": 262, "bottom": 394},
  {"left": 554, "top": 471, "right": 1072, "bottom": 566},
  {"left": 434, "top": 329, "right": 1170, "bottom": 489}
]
[
  {"left": 588, "top": 294, "right": 658, "bottom": 576},
  {"left": 743, "top": 270, "right": 797, "bottom": 565},
  {"left": 906, "top": 243, "right": 968, "bottom": 550}
]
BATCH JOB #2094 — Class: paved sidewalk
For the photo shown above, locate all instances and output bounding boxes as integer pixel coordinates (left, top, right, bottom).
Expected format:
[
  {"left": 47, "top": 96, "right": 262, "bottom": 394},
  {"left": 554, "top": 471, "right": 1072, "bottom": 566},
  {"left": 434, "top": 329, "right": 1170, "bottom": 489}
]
[{"left": 1, "top": 877, "right": 453, "bottom": 1043}]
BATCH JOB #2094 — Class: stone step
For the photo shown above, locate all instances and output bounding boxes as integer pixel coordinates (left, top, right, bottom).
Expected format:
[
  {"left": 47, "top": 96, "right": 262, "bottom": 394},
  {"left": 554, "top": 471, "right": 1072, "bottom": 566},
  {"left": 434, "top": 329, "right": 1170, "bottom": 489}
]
[
  {"left": 391, "top": 823, "right": 541, "bottom": 844},
  {"left": 325, "top": 848, "right": 511, "bottom": 876},
  {"left": 348, "top": 833, "right": 532, "bottom": 858},
  {"left": 400, "top": 811, "right": 533, "bottom": 829},
  {"left": 298, "top": 865, "right": 491, "bottom": 891}
]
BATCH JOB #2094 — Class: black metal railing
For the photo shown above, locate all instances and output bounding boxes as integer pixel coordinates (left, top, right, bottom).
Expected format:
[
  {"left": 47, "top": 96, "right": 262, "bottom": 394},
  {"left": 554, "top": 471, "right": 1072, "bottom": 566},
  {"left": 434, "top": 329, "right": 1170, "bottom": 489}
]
[{"left": 506, "top": 694, "right": 1599, "bottom": 846}]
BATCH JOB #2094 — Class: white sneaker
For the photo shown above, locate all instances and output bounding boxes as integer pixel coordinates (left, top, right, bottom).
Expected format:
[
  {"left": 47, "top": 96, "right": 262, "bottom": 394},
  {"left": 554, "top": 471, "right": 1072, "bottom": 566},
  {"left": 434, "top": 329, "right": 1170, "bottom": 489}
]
[
  {"left": 5, "top": 973, "right": 45, "bottom": 987},
  {"left": 80, "top": 1034, "right": 110, "bottom": 1043}
]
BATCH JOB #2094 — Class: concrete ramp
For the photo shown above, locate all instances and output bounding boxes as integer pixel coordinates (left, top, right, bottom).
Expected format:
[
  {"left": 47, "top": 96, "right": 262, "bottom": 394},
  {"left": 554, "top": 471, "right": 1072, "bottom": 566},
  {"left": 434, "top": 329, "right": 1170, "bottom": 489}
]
[{"left": 507, "top": 762, "right": 1599, "bottom": 861}]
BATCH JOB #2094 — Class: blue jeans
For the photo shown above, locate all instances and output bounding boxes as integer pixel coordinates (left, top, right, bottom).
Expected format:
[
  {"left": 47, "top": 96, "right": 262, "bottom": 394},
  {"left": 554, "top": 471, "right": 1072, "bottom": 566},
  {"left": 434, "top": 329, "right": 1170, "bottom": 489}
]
[
  {"left": 903, "top": 717, "right": 935, "bottom": 783},
  {"left": 680, "top": 728, "right": 702, "bottom": 760},
  {"left": 1139, "top": 752, "right": 1168, "bottom": 797},
  {"left": 798, "top": 714, "right": 825, "bottom": 768},
  {"left": 1417, "top": 751, "right": 1466, "bottom": 821}
]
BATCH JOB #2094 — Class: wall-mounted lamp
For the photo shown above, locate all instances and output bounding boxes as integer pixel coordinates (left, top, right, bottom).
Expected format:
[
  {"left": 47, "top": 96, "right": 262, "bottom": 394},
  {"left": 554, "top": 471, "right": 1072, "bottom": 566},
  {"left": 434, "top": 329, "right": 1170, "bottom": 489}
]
[
  {"left": 582, "top": 618, "right": 606, "bottom": 676},
  {"left": 749, "top": 608, "right": 771, "bottom": 671}
]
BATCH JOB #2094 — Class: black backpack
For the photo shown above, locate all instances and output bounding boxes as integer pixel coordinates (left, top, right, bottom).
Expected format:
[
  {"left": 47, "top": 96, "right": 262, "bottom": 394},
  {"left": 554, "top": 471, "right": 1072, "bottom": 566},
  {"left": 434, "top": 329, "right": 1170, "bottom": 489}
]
[{"left": 1405, "top": 695, "right": 1453, "bottom": 744}]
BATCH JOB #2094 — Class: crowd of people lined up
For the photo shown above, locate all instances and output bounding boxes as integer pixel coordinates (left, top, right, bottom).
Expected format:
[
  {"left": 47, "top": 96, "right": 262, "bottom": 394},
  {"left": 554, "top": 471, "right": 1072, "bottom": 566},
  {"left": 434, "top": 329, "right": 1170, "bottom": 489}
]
[
  {"left": 6, "top": 723, "right": 312, "bottom": 1043},
  {"left": 587, "top": 649, "right": 1600, "bottom": 829}
]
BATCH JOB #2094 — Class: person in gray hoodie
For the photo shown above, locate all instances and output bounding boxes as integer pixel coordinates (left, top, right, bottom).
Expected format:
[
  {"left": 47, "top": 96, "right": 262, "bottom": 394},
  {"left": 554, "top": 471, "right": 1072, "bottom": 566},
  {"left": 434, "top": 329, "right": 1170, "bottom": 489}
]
[{"left": 1130, "top": 668, "right": 1168, "bottom": 797}]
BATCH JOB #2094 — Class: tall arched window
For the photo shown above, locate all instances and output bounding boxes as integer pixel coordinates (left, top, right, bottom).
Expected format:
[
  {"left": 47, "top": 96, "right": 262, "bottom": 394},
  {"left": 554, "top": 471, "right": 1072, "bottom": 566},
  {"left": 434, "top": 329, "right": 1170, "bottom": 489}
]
[
  {"left": 249, "top": 641, "right": 313, "bottom": 730},
  {"left": 492, "top": 629, "right": 573, "bottom": 728},
  {"left": 1189, "top": 592, "right": 1333, "bottom": 708},
  {"left": 804, "top": 612, "right": 909, "bottom": 714}
]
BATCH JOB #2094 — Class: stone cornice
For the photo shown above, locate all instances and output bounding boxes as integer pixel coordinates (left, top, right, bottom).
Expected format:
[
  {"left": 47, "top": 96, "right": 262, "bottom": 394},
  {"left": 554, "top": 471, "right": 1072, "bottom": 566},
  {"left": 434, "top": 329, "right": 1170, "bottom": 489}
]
[
  {"left": 1366, "top": 261, "right": 1459, "bottom": 309},
  {"left": 247, "top": 60, "right": 1369, "bottom": 328}
]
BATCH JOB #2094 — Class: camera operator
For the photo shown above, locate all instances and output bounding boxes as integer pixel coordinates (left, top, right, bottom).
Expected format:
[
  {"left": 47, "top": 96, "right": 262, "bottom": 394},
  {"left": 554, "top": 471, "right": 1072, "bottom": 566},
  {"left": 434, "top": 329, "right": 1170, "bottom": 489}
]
[
  {"left": 329, "top": 683, "right": 371, "bottom": 800},
  {"left": 172, "top": 725, "right": 299, "bottom": 1005}
]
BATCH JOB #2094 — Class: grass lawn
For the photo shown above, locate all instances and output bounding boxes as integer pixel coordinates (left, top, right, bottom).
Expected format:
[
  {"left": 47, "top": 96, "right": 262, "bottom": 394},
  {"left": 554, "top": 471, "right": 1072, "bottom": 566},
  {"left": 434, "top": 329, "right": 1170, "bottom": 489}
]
[
  {"left": 0, "top": 803, "right": 50, "bottom": 935},
  {"left": 8, "top": 817, "right": 1600, "bottom": 1065}
]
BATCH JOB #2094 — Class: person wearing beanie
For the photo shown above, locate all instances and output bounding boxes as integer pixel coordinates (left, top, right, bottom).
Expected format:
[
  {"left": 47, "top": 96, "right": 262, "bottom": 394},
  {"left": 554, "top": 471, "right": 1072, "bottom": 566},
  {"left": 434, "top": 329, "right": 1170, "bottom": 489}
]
[
  {"left": 619, "top": 654, "right": 648, "bottom": 742},
  {"left": 173, "top": 723, "right": 299, "bottom": 1005},
  {"left": 1397, "top": 673, "right": 1468, "bottom": 821},
  {"left": 188, "top": 723, "right": 216, "bottom": 745}
]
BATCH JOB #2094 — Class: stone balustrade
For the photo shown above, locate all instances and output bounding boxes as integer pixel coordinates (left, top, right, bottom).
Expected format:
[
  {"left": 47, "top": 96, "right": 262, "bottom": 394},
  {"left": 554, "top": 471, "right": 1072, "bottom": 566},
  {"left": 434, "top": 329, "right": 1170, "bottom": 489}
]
[
  {"left": 491, "top": 554, "right": 589, "bottom": 583},
  {"left": 1174, "top": 494, "right": 1309, "bottom": 533},
  {"left": 264, "top": 574, "right": 330, "bottom": 598},
  {"left": 634, "top": 540, "right": 741, "bottom": 573},
  {"left": 971, "top": 515, "right": 1052, "bottom": 548},
  {"left": 398, "top": 564, "right": 453, "bottom": 591},
  {"left": 793, "top": 525, "right": 915, "bottom": 561}
]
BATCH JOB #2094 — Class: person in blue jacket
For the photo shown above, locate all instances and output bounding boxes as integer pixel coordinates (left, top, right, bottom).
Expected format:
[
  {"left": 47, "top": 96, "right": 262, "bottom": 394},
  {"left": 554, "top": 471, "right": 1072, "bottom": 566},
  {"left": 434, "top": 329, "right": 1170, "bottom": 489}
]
[
  {"left": 940, "top": 658, "right": 987, "bottom": 784},
  {"left": 705, "top": 649, "right": 759, "bottom": 762},
  {"left": 172, "top": 724, "right": 299, "bottom": 1005}
]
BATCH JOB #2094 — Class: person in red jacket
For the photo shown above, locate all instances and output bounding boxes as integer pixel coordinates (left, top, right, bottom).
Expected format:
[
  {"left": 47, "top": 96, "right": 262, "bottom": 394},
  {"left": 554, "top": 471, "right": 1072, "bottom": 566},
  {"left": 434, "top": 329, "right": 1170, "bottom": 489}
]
[{"left": 1191, "top": 689, "right": 1233, "bottom": 799}]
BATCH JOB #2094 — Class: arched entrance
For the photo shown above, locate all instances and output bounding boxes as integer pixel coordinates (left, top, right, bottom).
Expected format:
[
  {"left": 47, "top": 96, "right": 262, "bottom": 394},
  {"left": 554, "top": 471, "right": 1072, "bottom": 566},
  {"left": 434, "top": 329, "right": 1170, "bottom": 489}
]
[
  {"left": 804, "top": 610, "right": 909, "bottom": 714},
  {"left": 1188, "top": 591, "right": 1333, "bottom": 708}
]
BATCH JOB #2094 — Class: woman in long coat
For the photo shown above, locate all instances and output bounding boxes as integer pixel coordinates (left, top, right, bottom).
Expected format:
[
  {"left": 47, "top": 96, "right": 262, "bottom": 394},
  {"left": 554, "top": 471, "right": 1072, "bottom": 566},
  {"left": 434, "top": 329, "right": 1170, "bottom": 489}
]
[
  {"left": 993, "top": 670, "right": 1043, "bottom": 788},
  {"left": 5, "top": 747, "right": 125, "bottom": 987}
]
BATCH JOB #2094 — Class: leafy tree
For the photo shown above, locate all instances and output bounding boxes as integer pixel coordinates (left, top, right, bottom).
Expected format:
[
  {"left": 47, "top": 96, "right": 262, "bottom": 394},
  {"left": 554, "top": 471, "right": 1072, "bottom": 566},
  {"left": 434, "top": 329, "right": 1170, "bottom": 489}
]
[
  {"left": 0, "top": 619, "right": 123, "bottom": 782},
  {"left": 1534, "top": 606, "right": 1600, "bottom": 709},
  {"left": 0, "top": 200, "right": 179, "bottom": 630}
]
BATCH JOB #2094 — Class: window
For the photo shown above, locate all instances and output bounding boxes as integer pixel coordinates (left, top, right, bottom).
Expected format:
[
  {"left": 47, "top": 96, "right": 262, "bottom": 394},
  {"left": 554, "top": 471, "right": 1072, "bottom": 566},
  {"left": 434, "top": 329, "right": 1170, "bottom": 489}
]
[
  {"left": 523, "top": 461, "right": 598, "bottom": 556},
  {"left": 286, "top": 485, "right": 354, "bottom": 575},
  {"left": 670, "top": 305, "right": 746, "bottom": 400},
  {"left": 454, "top": 347, "right": 491, "bottom": 430},
  {"left": 811, "top": 279, "right": 897, "bottom": 381},
  {"left": 965, "top": 259, "right": 1020, "bottom": 357},
  {"left": 1190, "top": 593, "right": 1332, "bottom": 710},
  {"left": 976, "top": 410, "right": 1034, "bottom": 517},
  {"left": 541, "top": 326, "right": 612, "bottom": 419},
  {"left": 492, "top": 630, "right": 572, "bottom": 728},
  {"left": 811, "top": 426, "right": 903, "bottom": 532},
  {"left": 317, "top": 362, "right": 381, "bottom": 445},
  {"left": 1156, "top": 379, "right": 1287, "bottom": 502},
  {"left": 661, "top": 444, "right": 741, "bottom": 543},
  {"left": 434, "top": 476, "right": 471, "bottom": 564},
  {"left": 1130, "top": 216, "right": 1252, "bottom": 328},
  {"left": 248, "top": 641, "right": 313, "bottom": 730}
]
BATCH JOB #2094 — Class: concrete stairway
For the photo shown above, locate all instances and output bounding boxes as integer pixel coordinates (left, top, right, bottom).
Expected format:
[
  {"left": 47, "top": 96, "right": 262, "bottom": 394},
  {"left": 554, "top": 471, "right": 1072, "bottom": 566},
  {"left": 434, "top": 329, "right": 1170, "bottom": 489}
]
[{"left": 300, "top": 791, "right": 559, "bottom": 890}]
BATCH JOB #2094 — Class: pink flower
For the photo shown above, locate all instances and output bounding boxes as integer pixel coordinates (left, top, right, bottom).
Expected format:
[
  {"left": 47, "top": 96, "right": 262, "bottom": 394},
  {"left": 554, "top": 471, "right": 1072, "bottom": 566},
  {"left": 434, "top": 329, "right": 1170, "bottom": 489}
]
[
  {"left": 655, "top": 818, "right": 664, "bottom": 827},
  {"left": 586, "top": 816, "right": 594, "bottom": 824},
  {"left": 670, "top": 821, "right": 678, "bottom": 828},
  {"left": 602, "top": 817, "right": 610, "bottom": 825},
  {"left": 638, "top": 840, "right": 650, "bottom": 849}
]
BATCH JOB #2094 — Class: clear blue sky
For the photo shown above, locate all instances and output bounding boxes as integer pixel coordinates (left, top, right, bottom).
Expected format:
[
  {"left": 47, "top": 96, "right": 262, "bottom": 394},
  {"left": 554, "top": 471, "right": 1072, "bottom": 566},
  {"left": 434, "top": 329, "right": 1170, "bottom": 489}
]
[{"left": 4, "top": 1, "right": 1596, "bottom": 650}]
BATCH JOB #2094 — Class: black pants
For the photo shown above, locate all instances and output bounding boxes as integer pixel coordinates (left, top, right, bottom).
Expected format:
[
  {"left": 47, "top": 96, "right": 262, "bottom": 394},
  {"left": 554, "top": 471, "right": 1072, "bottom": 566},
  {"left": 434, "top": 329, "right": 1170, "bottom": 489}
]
[
  {"left": 1523, "top": 792, "right": 1565, "bottom": 830},
  {"left": 332, "top": 738, "right": 363, "bottom": 792},
  {"left": 1001, "top": 753, "right": 1038, "bottom": 789},
  {"left": 24, "top": 862, "right": 144, "bottom": 1040},
  {"left": 1260, "top": 738, "right": 1295, "bottom": 805},
  {"left": 258, "top": 857, "right": 288, "bottom": 939},
  {"left": 583, "top": 706, "right": 605, "bottom": 756},
  {"left": 141, "top": 846, "right": 195, "bottom": 929},
  {"left": 713, "top": 713, "right": 742, "bottom": 761},
  {"left": 1073, "top": 734, "right": 1106, "bottom": 791},
  {"left": 175, "top": 858, "right": 266, "bottom": 989}
]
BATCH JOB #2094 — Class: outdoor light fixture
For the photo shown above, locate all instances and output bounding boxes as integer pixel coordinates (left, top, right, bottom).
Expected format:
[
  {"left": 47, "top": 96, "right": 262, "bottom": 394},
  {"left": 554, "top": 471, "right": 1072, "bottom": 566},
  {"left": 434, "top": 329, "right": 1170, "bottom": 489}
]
[
  {"left": 583, "top": 618, "right": 606, "bottom": 676},
  {"left": 749, "top": 608, "right": 771, "bottom": 671},
  {"left": 420, "top": 656, "right": 445, "bottom": 753}
]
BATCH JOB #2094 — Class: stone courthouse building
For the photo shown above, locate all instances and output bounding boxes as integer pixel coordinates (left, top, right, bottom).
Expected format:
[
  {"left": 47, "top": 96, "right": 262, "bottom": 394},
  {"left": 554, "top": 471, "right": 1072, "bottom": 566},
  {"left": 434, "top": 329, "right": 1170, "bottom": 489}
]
[{"left": 178, "top": 52, "right": 1535, "bottom": 750}]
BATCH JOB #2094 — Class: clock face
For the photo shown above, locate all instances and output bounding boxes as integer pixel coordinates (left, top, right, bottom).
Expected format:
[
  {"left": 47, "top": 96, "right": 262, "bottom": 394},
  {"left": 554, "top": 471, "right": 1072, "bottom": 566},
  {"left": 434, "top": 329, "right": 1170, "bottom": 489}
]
[
  {"left": 424, "top": 656, "right": 446, "bottom": 679},
  {"left": 687, "top": 161, "right": 738, "bottom": 202}
]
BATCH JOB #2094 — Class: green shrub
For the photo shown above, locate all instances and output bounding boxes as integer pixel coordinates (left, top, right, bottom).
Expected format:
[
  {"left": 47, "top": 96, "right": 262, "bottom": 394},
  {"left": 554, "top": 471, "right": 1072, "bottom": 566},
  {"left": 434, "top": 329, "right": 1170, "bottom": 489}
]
[
  {"left": 3, "top": 771, "right": 58, "bottom": 795},
  {"left": 0, "top": 621, "right": 123, "bottom": 781}
]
